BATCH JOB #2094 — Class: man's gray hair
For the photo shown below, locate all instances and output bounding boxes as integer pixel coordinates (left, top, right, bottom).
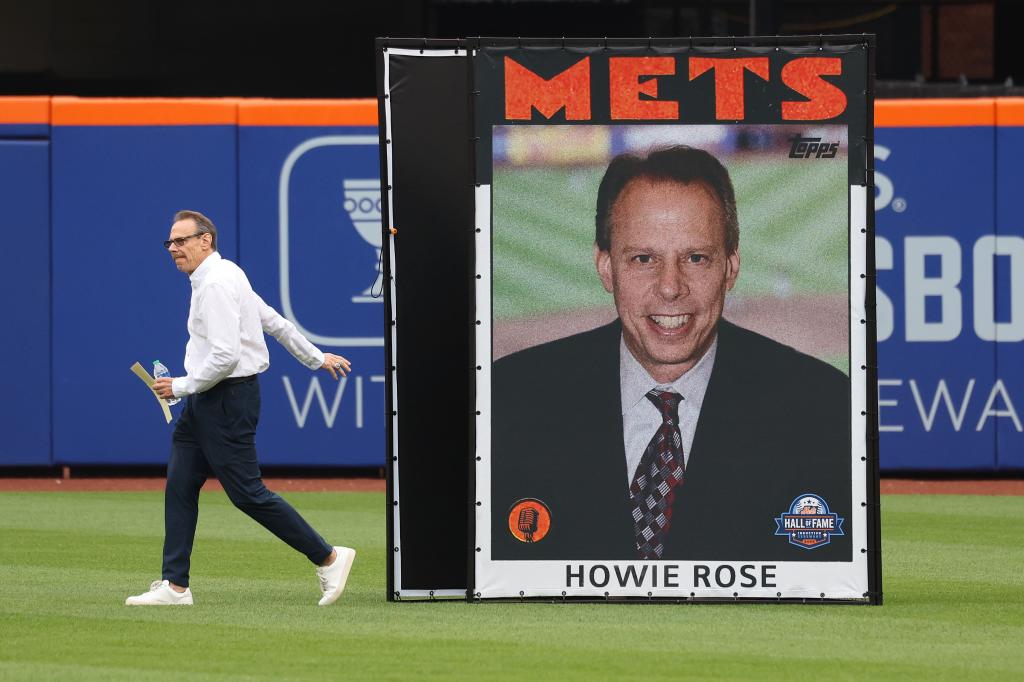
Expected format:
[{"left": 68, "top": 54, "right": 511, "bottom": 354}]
[{"left": 173, "top": 209, "right": 218, "bottom": 251}]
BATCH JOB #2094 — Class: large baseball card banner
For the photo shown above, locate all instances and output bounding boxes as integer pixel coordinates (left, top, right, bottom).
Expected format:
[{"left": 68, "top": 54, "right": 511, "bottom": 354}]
[{"left": 472, "top": 39, "right": 879, "bottom": 602}]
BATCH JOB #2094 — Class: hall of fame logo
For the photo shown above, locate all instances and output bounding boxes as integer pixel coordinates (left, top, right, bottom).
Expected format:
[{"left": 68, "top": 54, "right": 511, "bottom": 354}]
[
  {"left": 774, "top": 494, "right": 845, "bottom": 550},
  {"left": 508, "top": 498, "right": 551, "bottom": 543}
]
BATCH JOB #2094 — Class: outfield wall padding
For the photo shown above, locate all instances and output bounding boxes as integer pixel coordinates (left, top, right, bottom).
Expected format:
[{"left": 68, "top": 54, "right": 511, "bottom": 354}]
[{"left": 0, "top": 95, "right": 1020, "bottom": 472}]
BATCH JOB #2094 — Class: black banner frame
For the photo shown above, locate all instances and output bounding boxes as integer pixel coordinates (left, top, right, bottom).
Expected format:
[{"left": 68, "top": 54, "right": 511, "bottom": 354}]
[{"left": 378, "top": 35, "right": 882, "bottom": 605}]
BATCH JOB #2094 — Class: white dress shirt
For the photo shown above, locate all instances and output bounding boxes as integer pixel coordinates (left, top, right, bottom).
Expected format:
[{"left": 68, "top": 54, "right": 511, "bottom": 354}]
[
  {"left": 619, "top": 335, "right": 717, "bottom": 486},
  {"left": 171, "top": 252, "right": 324, "bottom": 397}
]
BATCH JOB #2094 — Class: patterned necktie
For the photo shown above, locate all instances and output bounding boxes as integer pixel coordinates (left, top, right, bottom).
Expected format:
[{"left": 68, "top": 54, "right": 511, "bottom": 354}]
[{"left": 630, "top": 389, "right": 685, "bottom": 560}]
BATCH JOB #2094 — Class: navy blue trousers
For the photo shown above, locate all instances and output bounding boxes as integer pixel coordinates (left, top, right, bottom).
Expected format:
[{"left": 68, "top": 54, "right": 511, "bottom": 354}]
[{"left": 162, "top": 376, "right": 332, "bottom": 587}]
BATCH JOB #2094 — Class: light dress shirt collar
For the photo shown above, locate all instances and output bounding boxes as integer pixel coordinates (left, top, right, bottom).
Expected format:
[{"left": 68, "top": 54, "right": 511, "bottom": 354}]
[
  {"left": 619, "top": 332, "right": 717, "bottom": 483},
  {"left": 189, "top": 250, "right": 221, "bottom": 288}
]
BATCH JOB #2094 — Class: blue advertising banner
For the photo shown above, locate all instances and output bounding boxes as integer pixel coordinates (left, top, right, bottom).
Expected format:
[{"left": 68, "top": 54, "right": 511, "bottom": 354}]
[
  {"left": 874, "top": 125, "right": 1002, "bottom": 470},
  {"left": 238, "top": 125, "right": 384, "bottom": 466}
]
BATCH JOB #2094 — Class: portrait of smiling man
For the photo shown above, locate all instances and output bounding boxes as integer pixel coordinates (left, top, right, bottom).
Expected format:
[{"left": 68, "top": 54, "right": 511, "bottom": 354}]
[{"left": 490, "top": 145, "right": 852, "bottom": 562}]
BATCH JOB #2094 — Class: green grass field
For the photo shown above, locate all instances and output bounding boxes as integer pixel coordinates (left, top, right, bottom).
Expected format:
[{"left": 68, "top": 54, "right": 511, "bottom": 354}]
[
  {"left": 2, "top": 491, "right": 1022, "bottom": 680},
  {"left": 492, "top": 160, "right": 849, "bottom": 321}
]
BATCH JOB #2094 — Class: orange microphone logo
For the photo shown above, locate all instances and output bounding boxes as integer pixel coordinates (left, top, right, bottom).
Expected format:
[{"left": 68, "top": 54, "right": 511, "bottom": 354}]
[{"left": 508, "top": 498, "right": 551, "bottom": 543}]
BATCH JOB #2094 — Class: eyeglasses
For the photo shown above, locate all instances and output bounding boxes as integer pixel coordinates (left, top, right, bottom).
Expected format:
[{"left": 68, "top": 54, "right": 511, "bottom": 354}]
[{"left": 163, "top": 232, "right": 205, "bottom": 249}]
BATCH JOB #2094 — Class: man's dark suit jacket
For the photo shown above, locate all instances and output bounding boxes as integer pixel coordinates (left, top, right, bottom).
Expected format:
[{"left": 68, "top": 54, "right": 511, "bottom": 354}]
[{"left": 490, "top": 319, "right": 852, "bottom": 561}]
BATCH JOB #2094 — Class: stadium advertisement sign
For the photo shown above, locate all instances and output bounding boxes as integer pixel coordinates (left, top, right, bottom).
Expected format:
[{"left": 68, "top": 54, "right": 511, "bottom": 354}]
[{"left": 472, "top": 41, "right": 879, "bottom": 602}]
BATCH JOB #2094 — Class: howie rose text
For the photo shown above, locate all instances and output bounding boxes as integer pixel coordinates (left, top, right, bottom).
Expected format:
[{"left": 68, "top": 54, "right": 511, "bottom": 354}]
[{"left": 566, "top": 563, "right": 778, "bottom": 589}]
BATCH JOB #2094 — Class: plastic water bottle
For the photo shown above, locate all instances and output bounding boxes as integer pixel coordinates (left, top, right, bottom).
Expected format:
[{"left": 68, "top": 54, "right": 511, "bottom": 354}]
[{"left": 152, "top": 360, "right": 180, "bottom": 405}]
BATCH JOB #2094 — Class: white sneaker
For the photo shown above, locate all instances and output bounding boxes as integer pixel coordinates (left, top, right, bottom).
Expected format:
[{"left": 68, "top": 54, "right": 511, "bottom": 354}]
[
  {"left": 316, "top": 546, "right": 356, "bottom": 606},
  {"left": 125, "top": 580, "right": 193, "bottom": 606}
]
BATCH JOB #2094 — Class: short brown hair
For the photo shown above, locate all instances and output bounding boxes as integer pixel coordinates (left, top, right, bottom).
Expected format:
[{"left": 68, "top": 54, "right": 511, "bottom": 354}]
[
  {"left": 595, "top": 146, "right": 739, "bottom": 255},
  {"left": 173, "top": 209, "right": 218, "bottom": 251}
]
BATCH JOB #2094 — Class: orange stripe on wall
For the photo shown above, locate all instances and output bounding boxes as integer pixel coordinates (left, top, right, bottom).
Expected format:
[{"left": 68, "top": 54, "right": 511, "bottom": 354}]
[
  {"left": 239, "top": 99, "right": 377, "bottom": 126},
  {"left": 0, "top": 97, "right": 51, "bottom": 124},
  {"left": 52, "top": 97, "right": 239, "bottom": 126},
  {"left": 995, "top": 98, "right": 1024, "bottom": 126},
  {"left": 875, "top": 98, "right": 995, "bottom": 127},
  {"left": 21, "top": 96, "right": 1024, "bottom": 129}
]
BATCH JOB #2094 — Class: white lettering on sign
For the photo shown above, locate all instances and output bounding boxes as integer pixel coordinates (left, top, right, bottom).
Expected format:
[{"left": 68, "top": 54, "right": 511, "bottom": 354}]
[
  {"left": 876, "top": 235, "right": 1022, "bottom": 343},
  {"left": 877, "top": 379, "right": 904, "bottom": 433},
  {"left": 878, "top": 378, "right": 1022, "bottom": 433},
  {"left": 908, "top": 379, "right": 974, "bottom": 432},
  {"left": 905, "top": 236, "right": 962, "bottom": 342},
  {"left": 874, "top": 144, "right": 894, "bottom": 211},
  {"left": 282, "top": 374, "right": 386, "bottom": 429},
  {"left": 876, "top": 236, "right": 894, "bottom": 342},
  {"left": 974, "top": 236, "right": 1024, "bottom": 342},
  {"left": 976, "top": 380, "right": 1023, "bottom": 432},
  {"left": 283, "top": 375, "right": 348, "bottom": 428}
]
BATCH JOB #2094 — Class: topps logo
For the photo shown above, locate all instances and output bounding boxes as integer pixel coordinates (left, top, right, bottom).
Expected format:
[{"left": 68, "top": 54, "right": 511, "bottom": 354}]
[{"left": 789, "top": 135, "right": 839, "bottom": 159}]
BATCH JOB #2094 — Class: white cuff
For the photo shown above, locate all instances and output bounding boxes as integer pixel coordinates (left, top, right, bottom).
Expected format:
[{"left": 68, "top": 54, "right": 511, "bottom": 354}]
[{"left": 171, "top": 376, "right": 189, "bottom": 398}]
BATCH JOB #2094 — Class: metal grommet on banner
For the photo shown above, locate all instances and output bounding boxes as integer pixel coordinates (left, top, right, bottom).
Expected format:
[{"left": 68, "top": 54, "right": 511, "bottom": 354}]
[
  {"left": 429, "top": 590, "right": 435, "bottom": 600},
  {"left": 394, "top": 591, "right": 400, "bottom": 600}
]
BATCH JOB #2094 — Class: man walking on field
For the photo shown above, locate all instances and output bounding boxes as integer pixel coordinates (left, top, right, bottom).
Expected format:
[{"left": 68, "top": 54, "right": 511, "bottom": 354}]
[{"left": 126, "top": 210, "right": 356, "bottom": 607}]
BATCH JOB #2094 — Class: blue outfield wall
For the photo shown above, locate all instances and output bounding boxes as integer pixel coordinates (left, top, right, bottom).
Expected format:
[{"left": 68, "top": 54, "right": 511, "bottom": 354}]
[
  {"left": 51, "top": 124, "right": 239, "bottom": 465},
  {"left": 874, "top": 98, "right": 1023, "bottom": 471},
  {"left": 0, "top": 97, "right": 1019, "bottom": 471},
  {"left": 0, "top": 137, "right": 51, "bottom": 465}
]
